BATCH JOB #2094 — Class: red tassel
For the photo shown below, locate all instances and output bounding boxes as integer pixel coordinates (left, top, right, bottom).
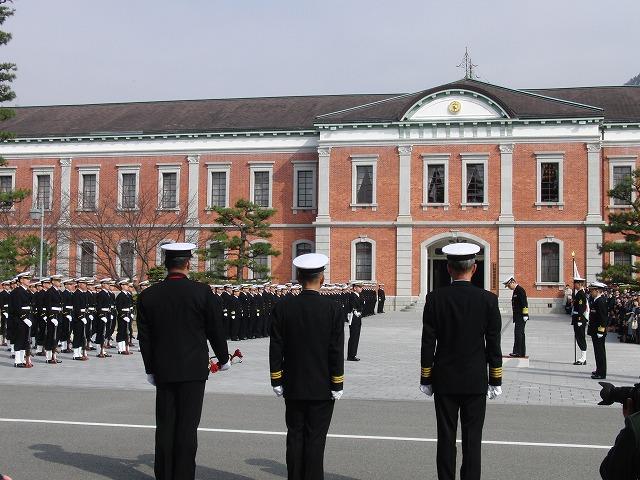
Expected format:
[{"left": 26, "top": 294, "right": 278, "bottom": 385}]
[{"left": 209, "top": 358, "right": 220, "bottom": 373}]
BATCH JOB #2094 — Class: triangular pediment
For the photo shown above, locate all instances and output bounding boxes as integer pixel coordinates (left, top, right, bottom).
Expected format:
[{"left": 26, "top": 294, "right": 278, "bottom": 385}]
[{"left": 402, "top": 90, "right": 509, "bottom": 122}]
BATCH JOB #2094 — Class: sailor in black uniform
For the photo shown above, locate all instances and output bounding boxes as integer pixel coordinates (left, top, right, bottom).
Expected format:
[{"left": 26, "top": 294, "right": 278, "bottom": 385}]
[
  {"left": 44, "top": 274, "right": 64, "bottom": 364},
  {"left": 503, "top": 275, "right": 529, "bottom": 358},
  {"left": 588, "top": 281, "right": 609, "bottom": 379},
  {"left": 137, "top": 242, "right": 229, "bottom": 480},
  {"left": 95, "top": 278, "right": 113, "bottom": 358},
  {"left": 116, "top": 279, "right": 134, "bottom": 355},
  {"left": 572, "top": 276, "right": 589, "bottom": 365},
  {"left": 269, "top": 253, "right": 344, "bottom": 480},
  {"left": 347, "top": 282, "right": 364, "bottom": 361},
  {"left": 10, "top": 271, "right": 34, "bottom": 367},
  {"left": 420, "top": 243, "right": 503, "bottom": 480},
  {"left": 72, "top": 278, "right": 90, "bottom": 361}
]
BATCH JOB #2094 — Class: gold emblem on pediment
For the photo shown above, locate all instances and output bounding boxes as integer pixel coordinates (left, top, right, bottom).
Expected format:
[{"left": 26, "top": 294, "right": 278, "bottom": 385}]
[{"left": 448, "top": 100, "right": 461, "bottom": 114}]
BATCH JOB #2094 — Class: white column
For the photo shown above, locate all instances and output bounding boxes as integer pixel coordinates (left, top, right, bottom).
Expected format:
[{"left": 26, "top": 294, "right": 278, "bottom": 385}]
[
  {"left": 396, "top": 146, "right": 413, "bottom": 303},
  {"left": 56, "top": 157, "right": 72, "bottom": 275},
  {"left": 186, "top": 155, "right": 200, "bottom": 271},
  {"left": 314, "top": 147, "right": 332, "bottom": 281},
  {"left": 585, "top": 142, "right": 603, "bottom": 282},
  {"left": 498, "top": 144, "right": 515, "bottom": 299}
]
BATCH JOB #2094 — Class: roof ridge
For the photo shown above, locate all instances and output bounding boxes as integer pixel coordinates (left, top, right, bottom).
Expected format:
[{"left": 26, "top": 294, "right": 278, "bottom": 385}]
[{"left": 315, "top": 92, "right": 413, "bottom": 119}]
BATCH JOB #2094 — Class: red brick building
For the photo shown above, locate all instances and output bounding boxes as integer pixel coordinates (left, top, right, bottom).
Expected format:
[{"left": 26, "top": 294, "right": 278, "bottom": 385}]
[{"left": 1, "top": 79, "right": 639, "bottom": 311}]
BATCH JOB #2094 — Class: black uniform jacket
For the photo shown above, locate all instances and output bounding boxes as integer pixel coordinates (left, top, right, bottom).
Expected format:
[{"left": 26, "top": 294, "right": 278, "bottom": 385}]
[
  {"left": 587, "top": 294, "right": 608, "bottom": 337},
  {"left": 572, "top": 289, "right": 588, "bottom": 326},
  {"left": 511, "top": 284, "right": 529, "bottom": 321},
  {"left": 269, "top": 289, "right": 344, "bottom": 400},
  {"left": 137, "top": 273, "right": 228, "bottom": 383},
  {"left": 421, "top": 280, "right": 503, "bottom": 394}
]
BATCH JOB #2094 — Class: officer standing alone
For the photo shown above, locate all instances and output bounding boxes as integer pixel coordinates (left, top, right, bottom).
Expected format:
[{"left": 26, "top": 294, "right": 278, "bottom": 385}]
[
  {"left": 137, "top": 243, "right": 230, "bottom": 480},
  {"left": 269, "top": 253, "right": 344, "bottom": 480},
  {"left": 503, "top": 275, "right": 529, "bottom": 358},
  {"left": 588, "top": 281, "right": 609, "bottom": 379},
  {"left": 420, "top": 244, "right": 503, "bottom": 480},
  {"left": 572, "top": 276, "right": 589, "bottom": 366}
]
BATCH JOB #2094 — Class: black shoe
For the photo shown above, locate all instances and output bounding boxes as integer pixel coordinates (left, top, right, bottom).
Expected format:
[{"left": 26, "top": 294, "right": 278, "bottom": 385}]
[
  {"left": 573, "top": 360, "right": 586, "bottom": 365},
  {"left": 508, "top": 353, "right": 519, "bottom": 357},
  {"left": 347, "top": 357, "right": 360, "bottom": 361},
  {"left": 591, "top": 374, "right": 606, "bottom": 379},
  {"left": 14, "top": 363, "right": 26, "bottom": 368}
]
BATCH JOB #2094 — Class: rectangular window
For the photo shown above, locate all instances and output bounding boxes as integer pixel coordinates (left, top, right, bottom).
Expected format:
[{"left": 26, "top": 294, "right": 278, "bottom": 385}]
[
  {"left": 427, "top": 164, "right": 445, "bottom": 204},
  {"left": 121, "top": 173, "right": 137, "bottom": 209},
  {"left": 355, "top": 242, "right": 372, "bottom": 281},
  {"left": 0, "top": 175, "right": 12, "bottom": 193},
  {"left": 541, "top": 243, "right": 560, "bottom": 283},
  {"left": 80, "top": 242, "right": 95, "bottom": 277},
  {"left": 540, "top": 163, "right": 560, "bottom": 203},
  {"left": 612, "top": 165, "right": 633, "bottom": 206},
  {"left": 81, "top": 174, "right": 97, "bottom": 210},
  {"left": 296, "top": 170, "right": 314, "bottom": 208},
  {"left": 254, "top": 171, "right": 270, "bottom": 207},
  {"left": 614, "top": 251, "right": 632, "bottom": 267},
  {"left": 119, "top": 242, "right": 135, "bottom": 278},
  {"left": 161, "top": 172, "right": 177, "bottom": 209},
  {"left": 211, "top": 171, "right": 227, "bottom": 208},
  {"left": 356, "top": 165, "right": 373, "bottom": 204},
  {"left": 253, "top": 254, "right": 269, "bottom": 280},
  {"left": 208, "top": 242, "right": 225, "bottom": 277},
  {"left": 465, "top": 163, "right": 484, "bottom": 204},
  {"left": 36, "top": 175, "right": 51, "bottom": 210}
]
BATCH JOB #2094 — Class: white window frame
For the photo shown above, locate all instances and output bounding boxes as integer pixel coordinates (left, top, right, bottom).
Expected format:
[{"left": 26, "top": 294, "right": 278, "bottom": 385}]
[
  {"left": 0, "top": 167, "right": 17, "bottom": 210},
  {"left": 116, "top": 240, "right": 137, "bottom": 279},
  {"left": 77, "top": 166, "right": 100, "bottom": 211},
  {"left": 157, "top": 164, "right": 181, "bottom": 211},
  {"left": 206, "top": 162, "right": 231, "bottom": 209},
  {"left": 117, "top": 165, "right": 140, "bottom": 210},
  {"left": 535, "top": 237, "right": 564, "bottom": 289},
  {"left": 249, "top": 162, "right": 274, "bottom": 208},
  {"left": 291, "top": 160, "right": 317, "bottom": 213},
  {"left": 32, "top": 166, "right": 54, "bottom": 211},
  {"left": 608, "top": 156, "right": 637, "bottom": 209},
  {"left": 421, "top": 153, "right": 450, "bottom": 210},
  {"left": 609, "top": 239, "right": 635, "bottom": 268},
  {"left": 247, "top": 239, "right": 272, "bottom": 280},
  {"left": 156, "top": 239, "right": 175, "bottom": 266},
  {"left": 206, "top": 240, "right": 227, "bottom": 276},
  {"left": 535, "top": 152, "right": 564, "bottom": 210},
  {"left": 351, "top": 237, "right": 376, "bottom": 282},
  {"left": 460, "top": 153, "right": 489, "bottom": 210},
  {"left": 76, "top": 240, "right": 97, "bottom": 278},
  {"left": 350, "top": 155, "right": 378, "bottom": 210},
  {"left": 291, "top": 239, "right": 315, "bottom": 280}
]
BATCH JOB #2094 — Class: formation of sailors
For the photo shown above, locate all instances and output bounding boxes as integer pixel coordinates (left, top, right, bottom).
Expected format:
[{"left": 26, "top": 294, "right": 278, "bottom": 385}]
[{"left": 0, "top": 272, "right": 148, "bottom": 368}]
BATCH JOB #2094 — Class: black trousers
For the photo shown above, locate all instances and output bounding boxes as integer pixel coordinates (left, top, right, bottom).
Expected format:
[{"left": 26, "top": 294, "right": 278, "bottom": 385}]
[
  {"left": 377, "top": 299, "right": 384, "bottom": 314},
  {"left": 72, "top": 320, "right": 86, "bottom": 349},
  {"left": 574, "top": 323, "right": 587, "bottom": 351},
  {"left": 347, "top": 317, "right": 361, "bottom": 359},
  {"left": 116, "top": 317, "right": 128, "bottom": 342},
  {"left": 44, "top": 320, "right": 58, "bottom": 351},
  {"left": 512, "top": 319, "right": 526, "bottom": 356},
  {"left": 14, "top": 319, "right": 30, "bottom": 351},
  {"left": 592, "top": 334, "right": 607, "bottom": 377},
  {"left": 230, "top": 314, "right": 240, "bottom": 340},
  {"left": 155, "top": 380, "right": 206, "bottom": 480},
  {"left": 434, "top": 393, "right": 486, "bottom": 480},
  {"left": 107, "top": 314, "right": 116, "bottom": 339},
  {"left": 0, "top": 312, "right": 6, "bottom": 337},
  {"left": 285, "top": 399, "right": 335, "bottom": 480},
  {"left": 95, "top": 318, "right": 107, "bottom": 345}
]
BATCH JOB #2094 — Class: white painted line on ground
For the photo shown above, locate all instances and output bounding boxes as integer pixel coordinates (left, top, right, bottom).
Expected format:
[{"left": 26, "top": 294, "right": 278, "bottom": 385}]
[{"left": 0, "top": 418, "right": 611, "bottom": 450}]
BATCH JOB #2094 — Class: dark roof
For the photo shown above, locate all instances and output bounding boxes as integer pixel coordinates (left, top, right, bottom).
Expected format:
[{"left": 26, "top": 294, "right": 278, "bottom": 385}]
[
  {"left": 0, "top": 93, "right": 396, "bottom": 138},
  {"left": 526, "top": 86, "right": 640, "bottom": 123},
  {"left": 315, "top": 79, "right": 604, "bottom": 124}
]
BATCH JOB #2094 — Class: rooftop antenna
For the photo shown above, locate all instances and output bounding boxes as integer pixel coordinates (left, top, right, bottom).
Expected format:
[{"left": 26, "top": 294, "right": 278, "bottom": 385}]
[{"left": 457, "top": 47, "right": 479, "bottom": 80}]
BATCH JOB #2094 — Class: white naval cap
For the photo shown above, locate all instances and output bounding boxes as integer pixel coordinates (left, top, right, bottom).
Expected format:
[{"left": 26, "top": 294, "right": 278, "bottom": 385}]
[
  {"left": 588, "top": 281, "right": 608, "bottom": 289},
  {"left": 293, "top": 253, "right": 328, "bottom": 274},
  {"left": 573, "top": 275, "right": 585, "bottom": 282},
  {"left": 118, "top": 279, "right": 130, "bottom": 286},
  {"left": 50, "top": 274, "right": 63, "bottom": 281},
  {"left": 16, "top": 271, "right": 32, "bottom": 279},
  {"left": 441, "top": 243, "right": 480, "bottom": 261},
  {"left": 100, "top": 277, "right": 112, "bottom": 284},
  {"left": 161, "top": 242, "right": 196, "bottom": 259},
  {"left": 502, "top": 275, "right": 516, "bottom": 285}
]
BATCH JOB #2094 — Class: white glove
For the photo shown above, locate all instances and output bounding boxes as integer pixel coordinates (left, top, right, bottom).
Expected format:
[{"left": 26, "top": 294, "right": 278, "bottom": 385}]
[
  {"left": 123, "top": 316, "right": 131, "bottom": 323},
  {"left": 81, "top": 317, "right": 87, "bottom": 325},
  {"left": 88, "top": 314, "right": 94, "bottom": 321},
  {"left": 353, "top": 311, "right": 361, "bottom": 317},
  {"left": 420, "top": 384, "right": 433, "bottom": 396},
  {"left": 597, "top": 333, "right": 604, "bottom": 339},
  {"left": 331, "top": 390, "right": 343, "bottom": 400},
  {"left": 487, "top": 385, "right": 502, "bottom": 400},
  {"left": 577, "top": 322, "right": 583, "bottom": 327},
  {"left": 2, "top": 312, "right": 7, "bottom": 318},
  {"left": 100, "top": 316, "right": 108, "bottom": 324},
  {"left": 66, "top": 315, "right": 72, "bottom": 322},
  {"left": 273, "top": 386, "right": 284, "bottom": 397},
  {"left": 51, "top": 318, "right": 59, "bottom": 327},
  {"left": 42, "top": 316, "right": 48, "bottom": 322},
  {"left": 23, "top": 318, "right": 33, "bottom": 327},
  {"left": 231, "top": 315, "right": 235, "bottom": 320},
  {"left": 219, "top": 361, "right": 230, "bottom": 371},
  {"left": 523, "top": 316, "right": 529, "bottom": 322},
  {"left": 146, "top": 374, "right": 156, "bottom": 386}
]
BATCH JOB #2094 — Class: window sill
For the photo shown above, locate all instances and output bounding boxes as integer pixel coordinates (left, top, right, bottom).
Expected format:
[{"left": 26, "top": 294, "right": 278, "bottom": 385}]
[
  {"left": 157, "top": 207, "right": 180, "bottom": 212},
  {"left": 421, "top": 203, "right": 449, "bottom": 211},
  {"left": 76, "top": 208, "right": 97, "bottom": 212},
  {"left": 206, "top": 206, "right": 227, "bottom": 212},
  {"left": 350, "top": 203, "right": 378, "bottom": 212},
  {"left": 461, "top": 202, "right": 489, "bottom": 211},
  {"left": 608, "top": 204, "right": 633, "bottom": 210},
  {"left": 535, "top": 202, "right": 564, "bottom": 211},
  {"left": 292, "top": 207, "right": 317, "bottom": 214},
  {"left": 116, "top": 207, "right": 139, "bottom": 212},
  {"left": 534, "top": 282, "right": 564, "bottom": 291}
]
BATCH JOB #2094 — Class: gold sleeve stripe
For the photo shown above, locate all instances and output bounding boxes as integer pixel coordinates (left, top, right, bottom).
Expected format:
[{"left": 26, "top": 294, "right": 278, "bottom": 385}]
[
  {"left": 270, "top": 371, "right": 283, "bottom": 379},
  {"left": 522, "top": 307, "right": 529, "bottom": 314},
  {"left": 421, "top": 367, "right": 432, "bottom": 377},
  {"left": 598, "top": 327, "right": 605, "bottom": 333},
  {"left": 331, "top": 376, "right": 344, "bottom": 383}
]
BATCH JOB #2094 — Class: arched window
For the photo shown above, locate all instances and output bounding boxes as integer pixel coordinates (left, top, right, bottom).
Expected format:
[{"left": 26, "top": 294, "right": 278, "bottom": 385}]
[
  {"left": 351, "top": 238, "right": 376, "bottom": 281},
  {"left": 537, "top": 238, "right": 563, "bottom": 285},
  {"left": 119, "top": 241, "right": 135, "bottom": 278}
]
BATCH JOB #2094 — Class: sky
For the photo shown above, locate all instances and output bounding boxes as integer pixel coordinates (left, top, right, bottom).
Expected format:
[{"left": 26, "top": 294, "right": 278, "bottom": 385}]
[{"left": 3, "top": 0, "right": 639, "bottom": 106}]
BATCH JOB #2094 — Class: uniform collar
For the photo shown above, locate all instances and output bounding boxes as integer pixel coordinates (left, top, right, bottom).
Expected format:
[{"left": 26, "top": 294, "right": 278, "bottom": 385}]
[
  {"left": 301, "top": 289, "right": 320, "bottom": 296},
  {"left": 166, "top": 273, "right": 188, "bottom": 280}
]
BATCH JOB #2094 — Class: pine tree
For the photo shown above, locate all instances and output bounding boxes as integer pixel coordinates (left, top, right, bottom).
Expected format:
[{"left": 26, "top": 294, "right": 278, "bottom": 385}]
[
  {"left": 626, "top": 73, "right": 640, "bottom": 86},
  {"left": 599, "top": 169, "right": 640, "bottom": 285},
  {"left": 206, "top": 199, "right": 280, "bottom": 282}
]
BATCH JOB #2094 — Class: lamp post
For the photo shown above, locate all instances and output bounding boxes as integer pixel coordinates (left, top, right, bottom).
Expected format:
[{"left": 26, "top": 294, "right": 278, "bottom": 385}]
[{"left": 29, "top": 202, "right": 45, "bottom": 277}]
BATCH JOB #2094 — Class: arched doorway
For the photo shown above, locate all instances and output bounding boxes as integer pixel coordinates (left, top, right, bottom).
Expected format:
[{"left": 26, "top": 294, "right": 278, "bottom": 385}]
[{"left": 419, "top": 232, "right": 491, "bottom": 298}]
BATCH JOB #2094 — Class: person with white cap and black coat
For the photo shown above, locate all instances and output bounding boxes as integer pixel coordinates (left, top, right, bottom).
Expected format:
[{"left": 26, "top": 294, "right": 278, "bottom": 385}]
[
  {"left": 10, "top": 271, "right": 34, "bottom": 368},
  {"left": 420, "top": 243, "right": 503, "bottom": 480},
  {"left": 116, "top": 279, "right": 134, "bottom": 355},
  {"left": 588, "top": 281, "right": 609, "bottom": 379},
  {"left": 137, "top": 242, "right": 229, "bottom": 480},
  {"left": 72, "top": 278, "right": 90, "bottom": 361},
  {"left": 503, "top": 275, "right": 529, "bottom": 358},
  {"left": 269, "top": 252, "right": 344, "bottom": 480},
  {"left": 572, "top": 276, "right": 589, "bottom": 365},
  {"left": 44, "top": 275, "right": 64, "bottom": 364}
]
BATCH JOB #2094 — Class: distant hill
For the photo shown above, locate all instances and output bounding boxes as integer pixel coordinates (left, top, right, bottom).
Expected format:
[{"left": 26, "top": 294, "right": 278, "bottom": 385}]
[{"left": 626, "top": 73, "right": 640, "bottom": 86}]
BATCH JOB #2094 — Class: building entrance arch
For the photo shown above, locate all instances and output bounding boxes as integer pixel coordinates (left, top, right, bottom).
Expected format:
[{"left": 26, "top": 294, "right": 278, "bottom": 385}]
[{"left": 419, "top": 232, "right": 491, "bottom": 299}]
